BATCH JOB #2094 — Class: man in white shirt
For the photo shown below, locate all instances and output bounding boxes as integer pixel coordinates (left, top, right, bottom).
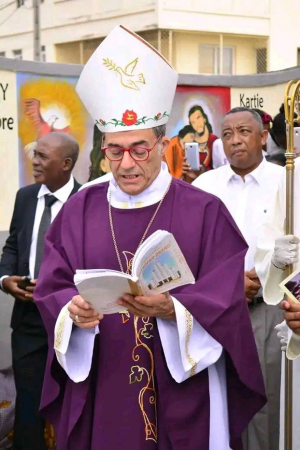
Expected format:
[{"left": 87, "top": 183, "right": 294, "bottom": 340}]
[
  {"left": 193, "top": 107, "right": 284, "bottom": 450},
  {"left": 0, "top": 132, "right": 81, "bottom": 450}
]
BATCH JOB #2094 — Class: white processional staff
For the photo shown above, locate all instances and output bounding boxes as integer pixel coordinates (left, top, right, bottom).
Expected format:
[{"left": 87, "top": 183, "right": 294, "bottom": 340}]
[{"left": 283, "top": 79, "right": 300, "bottom": 450}]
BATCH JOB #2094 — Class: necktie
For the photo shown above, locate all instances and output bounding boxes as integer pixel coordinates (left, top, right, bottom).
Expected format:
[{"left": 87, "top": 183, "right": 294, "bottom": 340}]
[{"left": 34, "top": 194, "right": 58, "bottom": 278}]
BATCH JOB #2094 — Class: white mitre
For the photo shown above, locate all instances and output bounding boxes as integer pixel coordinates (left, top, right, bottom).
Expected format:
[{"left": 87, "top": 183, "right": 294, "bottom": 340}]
[{"left": 76, "top": 25, "right": 178, "bottom": 133}]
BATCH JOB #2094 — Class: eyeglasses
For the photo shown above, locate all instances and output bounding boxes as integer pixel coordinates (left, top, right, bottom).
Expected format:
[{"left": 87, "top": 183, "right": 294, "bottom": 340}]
[{"left": 101, "top": 134, "right": 162, "bottom": 162}]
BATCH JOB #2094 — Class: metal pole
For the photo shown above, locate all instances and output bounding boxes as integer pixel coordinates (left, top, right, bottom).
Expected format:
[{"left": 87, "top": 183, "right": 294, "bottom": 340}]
[
  {"left": 283, "top": 79, "right": 300, "bottom": 450},
  {"left": 33, "top": 0, "right": 41, "bottom": 62}
]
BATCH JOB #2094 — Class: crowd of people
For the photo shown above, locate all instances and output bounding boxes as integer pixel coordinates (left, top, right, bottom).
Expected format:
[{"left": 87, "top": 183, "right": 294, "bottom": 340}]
[{"left": 1, "top": 25, "right": 300, "bottom": 450}]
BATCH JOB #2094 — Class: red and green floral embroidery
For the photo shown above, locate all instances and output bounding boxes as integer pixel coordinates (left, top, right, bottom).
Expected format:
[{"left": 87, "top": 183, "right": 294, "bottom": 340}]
[{"left": 96, "top": 110, "right": 169, "bottom": 128}]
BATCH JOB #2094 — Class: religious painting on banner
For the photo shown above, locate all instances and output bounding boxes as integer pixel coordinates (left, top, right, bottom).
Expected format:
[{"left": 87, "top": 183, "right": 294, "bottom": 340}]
[
  {"left": 17, "top": 73, "right": 95, "bottom": 187},
  {"left": 165, "top": 86, "right": 231, "bottom": 177}
]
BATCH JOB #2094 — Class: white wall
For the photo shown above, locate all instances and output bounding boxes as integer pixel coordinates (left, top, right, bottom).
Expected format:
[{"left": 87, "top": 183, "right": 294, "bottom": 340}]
[
  {"left": 268, "top": 0, "right": 300, "bottom": 71},
  {"left": 162, "top": 0, "right": 270, "bottom": 17},
  {"left": 160, "top": 0, "right": 270, "bottom": 36}
]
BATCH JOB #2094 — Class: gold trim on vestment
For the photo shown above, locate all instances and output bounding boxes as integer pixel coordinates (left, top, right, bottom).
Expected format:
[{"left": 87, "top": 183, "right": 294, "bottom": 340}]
[
  {"left": 184, "top": 309, "right": 197, "bottom": 377},
  {"left": 54, "top": 305, "right": 69, "bottom": 351},
  {"left": 129, "top": 315, "right": 157, "bottom": 443}
]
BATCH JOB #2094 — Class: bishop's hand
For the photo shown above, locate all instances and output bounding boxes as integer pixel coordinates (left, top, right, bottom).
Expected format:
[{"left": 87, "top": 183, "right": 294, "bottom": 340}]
[
  {"left": 68, "top": 295, "right": 103, "bottom": 329},
  {"left": 118, "top": 292, "right": 176, "bottom": 321}
]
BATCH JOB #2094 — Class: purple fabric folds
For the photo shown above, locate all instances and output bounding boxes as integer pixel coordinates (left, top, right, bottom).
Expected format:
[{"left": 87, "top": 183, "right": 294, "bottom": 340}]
[{"left": 34, "top": 179, "right": 266, "bottom": 450}]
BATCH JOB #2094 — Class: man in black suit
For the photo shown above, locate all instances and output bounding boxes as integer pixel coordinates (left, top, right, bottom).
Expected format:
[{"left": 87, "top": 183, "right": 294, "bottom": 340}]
[{"left": 0, "top": 132, "right": 81, "bottom": 450}]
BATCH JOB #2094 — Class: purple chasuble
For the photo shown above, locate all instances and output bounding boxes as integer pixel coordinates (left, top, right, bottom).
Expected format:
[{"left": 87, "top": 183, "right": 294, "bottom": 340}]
[{"left": 34, "top": 179, "right": 266, "bottom": 450}]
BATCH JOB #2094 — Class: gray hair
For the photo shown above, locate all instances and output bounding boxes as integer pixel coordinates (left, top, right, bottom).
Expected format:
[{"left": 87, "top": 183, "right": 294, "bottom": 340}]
[
  {"left": 224, "top": 107, "right": 263, "bottom": 131},
  {"left": 152, "top": 125, "right": 167, "bottom": 155},
  {"left": 152, "top": 124, "right": 167, "bottom": 138}
]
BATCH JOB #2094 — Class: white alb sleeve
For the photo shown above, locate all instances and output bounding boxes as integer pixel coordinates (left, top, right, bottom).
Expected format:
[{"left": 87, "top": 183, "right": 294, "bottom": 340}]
[
  {"left": 287, "top": 329, "right": 300, "bottom": 360},
  {"left": 255, "top": 170, "right": 287, "bottom": 305},
  {"left": 54, "top": 301, "right": 99, "bottom": 383},
  {"left": 156, "top": 297, "right": 223, "bottom": 383}
]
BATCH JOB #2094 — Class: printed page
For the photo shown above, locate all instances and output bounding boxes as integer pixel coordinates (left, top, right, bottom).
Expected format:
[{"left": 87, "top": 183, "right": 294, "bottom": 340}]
[{"left": 133, "top": 231, "right": 195, "bottom": 295}]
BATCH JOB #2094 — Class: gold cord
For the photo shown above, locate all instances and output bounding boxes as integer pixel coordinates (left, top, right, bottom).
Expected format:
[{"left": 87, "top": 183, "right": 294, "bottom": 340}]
[{"left": 108, "top": 179, "right": 172, "bottom": 274}]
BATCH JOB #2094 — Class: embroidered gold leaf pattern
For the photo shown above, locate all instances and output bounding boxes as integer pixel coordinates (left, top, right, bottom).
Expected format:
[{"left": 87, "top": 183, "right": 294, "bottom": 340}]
[
  {"left": 103, "top": 58, "right": 117, "bottom": 71},
  {"left": 120, "top": 310, "right": 131, "bottom": 324},
  {"left": 129, "top": 365, "right": 144, "bottom": 384},
  {"left": 141, "top": 322, "right": 154, "bottom": 339},
  {"left": 130, "top": 316, "right": 157, "bottom": 442}
]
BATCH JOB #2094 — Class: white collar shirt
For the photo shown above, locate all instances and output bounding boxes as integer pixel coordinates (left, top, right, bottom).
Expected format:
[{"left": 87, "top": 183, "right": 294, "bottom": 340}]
[
  {"left": 108, "top": 161, "right": 171, "bottom": 208},
  {"left": 193, "top": 158, "right": 284, "bottom": 271},
  {"left": 79, "top": 162, "right": 172, "bottom": 209},
  {"left": 29, "top": 175, "right": 75, "bottom": 279}
]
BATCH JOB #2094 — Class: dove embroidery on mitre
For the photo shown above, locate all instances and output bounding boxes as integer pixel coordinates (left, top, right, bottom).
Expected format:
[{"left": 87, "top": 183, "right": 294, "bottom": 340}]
[{"left": 103, "top": 57, "right": 146, "bottom": 91}]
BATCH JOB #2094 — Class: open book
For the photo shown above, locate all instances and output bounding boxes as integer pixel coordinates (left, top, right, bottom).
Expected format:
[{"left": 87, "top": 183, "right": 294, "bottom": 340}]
[
  {"left": 279, "top": 267, "right": 300, "bottom": 304},
  {"left": 74, "top": 230, "right": 195, "bottom": 314}
]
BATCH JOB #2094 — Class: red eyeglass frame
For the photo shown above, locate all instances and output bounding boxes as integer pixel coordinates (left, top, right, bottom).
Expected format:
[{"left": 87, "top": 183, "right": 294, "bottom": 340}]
[{"left": 101, "top": 134, "right": 162, "bottom": 162}]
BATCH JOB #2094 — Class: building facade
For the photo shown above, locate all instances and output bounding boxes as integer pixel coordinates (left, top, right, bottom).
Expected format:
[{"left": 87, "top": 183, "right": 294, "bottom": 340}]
[{"left": 0, "top": 0, "right": 298, "bottom": 76}]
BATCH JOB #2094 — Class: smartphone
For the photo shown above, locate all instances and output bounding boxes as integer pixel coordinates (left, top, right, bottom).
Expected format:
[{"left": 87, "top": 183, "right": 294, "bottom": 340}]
[
  {"left": 185, "top": 142, "right": 200, "bottom": 171},
  {"left": 294, "top": 127, "right": 300, "bottom": 155},
  {"left": 18, "top": 276, "right": 32, "bottom": 290}
]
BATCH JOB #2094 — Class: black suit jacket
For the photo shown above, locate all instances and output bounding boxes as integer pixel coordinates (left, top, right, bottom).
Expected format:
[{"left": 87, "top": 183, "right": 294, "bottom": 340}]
[{"left": 0, "top": 179, "right": 81, "bottom": 330}]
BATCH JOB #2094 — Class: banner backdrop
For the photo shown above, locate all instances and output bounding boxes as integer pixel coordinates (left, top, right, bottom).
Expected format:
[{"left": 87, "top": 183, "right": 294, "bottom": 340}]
[
  {"left": 231, "top": 84, "right": 286, "bottom": 117},
  {"left": 0, "top": 59, "right": 294, "bottom": 230},
  {"left": 17, "top": 73, "right": 94, "bottom": 187},
  {"left": 0, "top": 69, "right": 18, "bottom": 231}
]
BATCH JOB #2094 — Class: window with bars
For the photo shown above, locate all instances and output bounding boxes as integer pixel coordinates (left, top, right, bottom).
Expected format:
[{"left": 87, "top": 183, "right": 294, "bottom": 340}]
[
  {"left": 199, "top": 45, "right": 234, "bottom": 75},
  {"left": 13, "top": 49, "right": 22, "bottom": 60},
  {"left": 256, "top": 48, "right": 267, "bottom": 73}
]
